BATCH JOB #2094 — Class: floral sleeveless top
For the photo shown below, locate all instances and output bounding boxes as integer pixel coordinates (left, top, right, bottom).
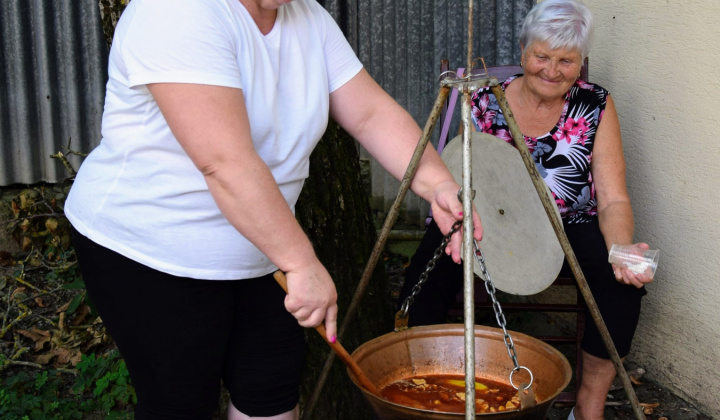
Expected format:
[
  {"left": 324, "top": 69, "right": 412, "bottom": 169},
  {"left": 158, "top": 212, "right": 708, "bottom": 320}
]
[{"left": 470, "top": 76, "right": 609, "bottom": 223}]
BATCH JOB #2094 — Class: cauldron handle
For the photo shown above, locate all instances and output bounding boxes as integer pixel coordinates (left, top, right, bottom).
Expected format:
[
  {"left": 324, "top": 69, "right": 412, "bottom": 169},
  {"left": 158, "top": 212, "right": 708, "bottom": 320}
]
[
  {"left": 273, "top": 271, "right": 381, "bottom": 397},
  {"left": 517, "top": 381, "right": 537, "bottom": 411}
]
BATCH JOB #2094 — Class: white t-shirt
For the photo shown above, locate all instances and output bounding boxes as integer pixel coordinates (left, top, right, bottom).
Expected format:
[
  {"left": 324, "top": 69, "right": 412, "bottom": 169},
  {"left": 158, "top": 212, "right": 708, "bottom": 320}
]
[{"left": 64, "top": 0, "right": 363, "bottom": 280}]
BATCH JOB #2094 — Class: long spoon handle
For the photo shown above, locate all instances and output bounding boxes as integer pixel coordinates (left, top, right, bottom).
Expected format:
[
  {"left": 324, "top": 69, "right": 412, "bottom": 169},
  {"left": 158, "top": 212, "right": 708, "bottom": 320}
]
[{"left": 272, "top": 271, "right": 380, "bottom": 397}]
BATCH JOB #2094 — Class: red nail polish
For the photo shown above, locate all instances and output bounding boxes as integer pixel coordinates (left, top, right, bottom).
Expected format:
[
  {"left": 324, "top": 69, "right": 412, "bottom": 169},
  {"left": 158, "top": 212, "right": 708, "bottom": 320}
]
[
  {"left": 330, "top": 335, "right": 337, "bottom": 343},
  {"left": 458, "top": 212, "right": 463, "bottom": 217}
]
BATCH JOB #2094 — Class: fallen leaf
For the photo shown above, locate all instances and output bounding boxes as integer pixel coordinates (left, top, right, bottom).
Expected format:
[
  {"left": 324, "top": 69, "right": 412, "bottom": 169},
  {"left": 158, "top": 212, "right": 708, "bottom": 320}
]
[
  {"left": 17, "top": 327, "right": 52, "bottom": 351},
  {"left": 20, "top": 219, "right": 31, "bottom": 232},
  {"left": 82, "top": 331, "right": 111, "bottom": 353},
  {"left": 35, "top": 297, "right": 47, "bottom": 308},
  {"left": 640, "top": 402, "right": 660, "bottom": 415},
  {"left": 630, "top": 376, "right": 643, "bottom": 385},
  {"left": 18, "top": 189, "right": 39, "bottom": 209},
  {"left": 35, "top": 352, "right": 55, "bottom": 365},
  {"left": 57, "top": 300, "right": 71, "bottom": 313},
  {"left": 45, "top": 217, "right": 59, "bottom": 232},
  {"left": 51, "top": 347, "right": 82, "bottom": 366},
  {"left": 70, "top": 304, "right": 91, "bottom": 326},
  {"left": 69, "top": 351, "right": 83, "bottom": 366},
  {"left": 10, "top": 287, "right": 27, "bottom": 301}
]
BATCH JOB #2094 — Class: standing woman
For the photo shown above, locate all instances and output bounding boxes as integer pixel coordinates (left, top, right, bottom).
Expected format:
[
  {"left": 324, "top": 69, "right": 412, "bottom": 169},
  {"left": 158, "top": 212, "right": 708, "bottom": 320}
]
[
  {"left": 64, "top": 0, "right": 481, "bottom": 419},
  {"left": 399, "top": 1, "right": 653, "bottom": 419}
]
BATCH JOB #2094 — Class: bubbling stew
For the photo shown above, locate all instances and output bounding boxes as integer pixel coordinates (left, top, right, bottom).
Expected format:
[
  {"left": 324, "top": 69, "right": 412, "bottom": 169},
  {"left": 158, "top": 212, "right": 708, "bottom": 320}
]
[{"left": 380, "top": 374, "right": 530, "bottom": 414}]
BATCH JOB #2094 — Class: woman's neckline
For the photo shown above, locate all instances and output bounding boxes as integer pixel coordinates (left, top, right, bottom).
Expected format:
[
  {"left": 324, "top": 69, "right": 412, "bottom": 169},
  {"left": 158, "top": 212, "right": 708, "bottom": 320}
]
[
  {"left": 237, "top": 0, "right": 283, "bottom": 36},
  {"left": 503, "top": 76, "right": 569, "bottom": 140}
]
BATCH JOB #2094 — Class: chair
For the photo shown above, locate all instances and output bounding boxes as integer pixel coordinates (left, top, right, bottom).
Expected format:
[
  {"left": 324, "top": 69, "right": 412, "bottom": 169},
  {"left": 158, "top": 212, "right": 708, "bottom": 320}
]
[{"left": 439, "top": 58, "right": 588, "bottom": 404}]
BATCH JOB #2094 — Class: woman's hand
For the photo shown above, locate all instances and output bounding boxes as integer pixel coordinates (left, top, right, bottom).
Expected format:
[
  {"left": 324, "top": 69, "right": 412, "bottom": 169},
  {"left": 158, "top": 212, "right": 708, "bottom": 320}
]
[
  {"left": 430, "top": 180, "right": 483, "bottom": 263},
  {"left": 283, "top": 261, "right": 338, "bottom": 342},
  {"left": 611, "top": 242, "right": 654, "bottom": 288}
]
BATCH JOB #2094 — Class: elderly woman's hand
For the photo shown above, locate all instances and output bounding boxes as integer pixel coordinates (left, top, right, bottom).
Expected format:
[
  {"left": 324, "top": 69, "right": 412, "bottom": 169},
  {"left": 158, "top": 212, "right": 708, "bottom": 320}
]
[
  {"left": 611, "top": 242, "right": 655, "bottom": 288},
  {"left": 429, "top": 180, "right": 483, "bottom": 263}
]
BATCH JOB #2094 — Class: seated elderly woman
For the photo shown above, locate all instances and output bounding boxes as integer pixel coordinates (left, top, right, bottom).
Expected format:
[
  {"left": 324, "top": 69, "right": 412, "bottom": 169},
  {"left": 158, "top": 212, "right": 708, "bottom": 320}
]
[{"left": 398, "top": 1, "right": 654, "bottom": 419}]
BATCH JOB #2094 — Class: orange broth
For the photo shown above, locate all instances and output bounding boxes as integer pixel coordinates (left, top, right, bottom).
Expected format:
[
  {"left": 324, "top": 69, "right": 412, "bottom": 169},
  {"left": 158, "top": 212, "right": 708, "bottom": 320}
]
[{"left": 380, "top": 374, "right": 525, "bottom": 414}]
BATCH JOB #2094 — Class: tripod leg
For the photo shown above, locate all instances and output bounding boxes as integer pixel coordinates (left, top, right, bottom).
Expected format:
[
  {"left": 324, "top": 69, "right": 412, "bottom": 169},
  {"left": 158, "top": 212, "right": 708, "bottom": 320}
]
[
  {"left": 301, "top": 85, "right": 452, "bottom": 420},
  {"left": 490, "top": 84, "right": 647, "bottom": 420}
]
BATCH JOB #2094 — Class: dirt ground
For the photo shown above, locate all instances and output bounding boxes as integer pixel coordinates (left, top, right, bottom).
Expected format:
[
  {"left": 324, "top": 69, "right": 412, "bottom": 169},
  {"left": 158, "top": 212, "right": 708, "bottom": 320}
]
[
  {"left": 545, "top": 363, "right": 711, "bottom": 420},
  {"left": 382, "top": 244, "right": 712, "bottom": 420}
]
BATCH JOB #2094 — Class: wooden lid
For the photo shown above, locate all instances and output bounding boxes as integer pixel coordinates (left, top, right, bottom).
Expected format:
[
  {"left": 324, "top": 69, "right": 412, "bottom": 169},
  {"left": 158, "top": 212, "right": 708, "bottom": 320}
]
[{"left": 441, "top": 132, "right": 564, "bottom": 295}]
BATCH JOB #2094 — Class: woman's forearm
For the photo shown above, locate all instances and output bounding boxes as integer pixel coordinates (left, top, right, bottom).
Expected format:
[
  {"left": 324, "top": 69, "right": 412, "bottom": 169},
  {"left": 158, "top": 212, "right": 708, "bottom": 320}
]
[
  {"left": 597, "top": 200, "right": 635, "bottom": 250},
  {"left": 202, "top": 156, "right": 319, "bottom": 272}
]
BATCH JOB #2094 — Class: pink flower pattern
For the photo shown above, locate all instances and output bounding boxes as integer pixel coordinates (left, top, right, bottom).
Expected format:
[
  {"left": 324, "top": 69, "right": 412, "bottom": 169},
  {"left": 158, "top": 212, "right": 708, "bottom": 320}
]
[
  {"left": 470, "top": 76, "right": 609, "bottom": 222},
  {"left": 555, "top": 116, "right": 590, "bottom": 145}
]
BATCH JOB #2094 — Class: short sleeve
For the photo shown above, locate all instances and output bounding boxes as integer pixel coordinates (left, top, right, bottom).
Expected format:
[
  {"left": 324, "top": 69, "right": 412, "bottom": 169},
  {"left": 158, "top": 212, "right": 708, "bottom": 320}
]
[
  {"left": 120, "top": 0, "right": 242, "bottom": 89},
  {"left": 313, "top": 4, "right": 363, "bottom": 93}
]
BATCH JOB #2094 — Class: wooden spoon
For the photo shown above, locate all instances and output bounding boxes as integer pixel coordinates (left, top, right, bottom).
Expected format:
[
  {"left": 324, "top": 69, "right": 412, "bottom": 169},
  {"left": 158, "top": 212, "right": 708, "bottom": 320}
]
[{"left": 272, "top": 271, "right": 381, "bottom": 397}]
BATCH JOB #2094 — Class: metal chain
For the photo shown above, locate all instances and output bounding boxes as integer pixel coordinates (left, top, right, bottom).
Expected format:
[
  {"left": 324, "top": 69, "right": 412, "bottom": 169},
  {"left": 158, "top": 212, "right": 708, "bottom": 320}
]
[
  {"left": 398, "top": 221, "right": 462, "bottom": 318},
  {"left": 472, "top": 238, "right": 533, "bottom": 390},
  {"left": 397, "top": 219, "right": 533, "bottom": 389}
]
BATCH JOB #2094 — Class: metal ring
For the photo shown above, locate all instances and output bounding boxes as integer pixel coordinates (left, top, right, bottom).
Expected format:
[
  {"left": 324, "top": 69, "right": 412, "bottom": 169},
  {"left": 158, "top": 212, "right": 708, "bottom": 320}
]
[
  {"left": 438, "top": 70, "right": 460, "bottom": 82},
  {"left": 399, "top": 299, "right": 411, "bottom": 317},
  {"left": 509, "top": 366, "right": 534, "bottom": 390},
  {"left": 457, "top": 188, "right": 476, "bottom": 202}
]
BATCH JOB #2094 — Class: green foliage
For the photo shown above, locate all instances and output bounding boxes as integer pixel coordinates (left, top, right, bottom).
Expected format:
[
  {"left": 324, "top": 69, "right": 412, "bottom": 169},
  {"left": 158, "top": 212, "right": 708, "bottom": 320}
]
[
  {"left": 74, "top": 351, "right": 136, "bottom": 412},
  {"left": 0, "top": 350, "right": 135, "bottom": 419}
]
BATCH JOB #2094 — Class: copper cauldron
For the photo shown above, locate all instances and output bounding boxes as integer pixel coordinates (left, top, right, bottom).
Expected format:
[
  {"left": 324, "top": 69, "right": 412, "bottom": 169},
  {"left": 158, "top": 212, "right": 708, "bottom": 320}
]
[{"left": 348, "top": 324, "right": 571, "bottom": 419}]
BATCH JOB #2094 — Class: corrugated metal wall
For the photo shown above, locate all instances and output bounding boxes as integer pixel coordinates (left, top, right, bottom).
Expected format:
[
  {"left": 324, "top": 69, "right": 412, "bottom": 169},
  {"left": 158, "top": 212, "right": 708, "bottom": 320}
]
[
  {"left": 0, "top": 0, "right": 533, "bottom": 227},
  {"left": 321, "top": 0, "right": 534, "bottom": 226},
  {"left": 0, "top": 0, "right": 108, "bottom": 186}
]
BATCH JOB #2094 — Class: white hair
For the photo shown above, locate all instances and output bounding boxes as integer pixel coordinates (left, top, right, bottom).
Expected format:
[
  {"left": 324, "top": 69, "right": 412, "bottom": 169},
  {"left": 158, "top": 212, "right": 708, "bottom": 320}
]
[{"left": 519, "top": 0, "right": 594, "bottom": 60}]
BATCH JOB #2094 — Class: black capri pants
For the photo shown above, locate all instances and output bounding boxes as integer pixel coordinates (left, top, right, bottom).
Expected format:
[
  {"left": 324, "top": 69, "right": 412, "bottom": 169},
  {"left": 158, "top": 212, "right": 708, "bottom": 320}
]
[
  {"left": 71, "top": 227, "right": 306, "bottom": 419},
  {"left": 398, "top": 217, "right": 646, "bottom": 359}
]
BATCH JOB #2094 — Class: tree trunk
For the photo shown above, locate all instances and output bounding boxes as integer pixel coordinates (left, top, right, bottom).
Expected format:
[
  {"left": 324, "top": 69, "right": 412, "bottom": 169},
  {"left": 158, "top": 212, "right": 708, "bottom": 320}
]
[
  {"left": 97, "top": 0, "right": 127, "bottom": 47},
  {"left": 295, "top": 120, "right": 393, "bottom": 419}
]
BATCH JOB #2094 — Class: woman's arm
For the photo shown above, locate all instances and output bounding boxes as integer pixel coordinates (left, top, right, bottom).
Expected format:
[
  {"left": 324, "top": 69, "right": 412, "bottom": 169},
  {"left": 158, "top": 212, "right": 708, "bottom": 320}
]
[
  {"left": 329, "top": 69, "right": 483, "bottom": 261},
  {"left": 592, "top": 95, "right": 652, "bottom": 287},
  {"left": 147, "top": 83, "right": 338, "bottom": 340}
]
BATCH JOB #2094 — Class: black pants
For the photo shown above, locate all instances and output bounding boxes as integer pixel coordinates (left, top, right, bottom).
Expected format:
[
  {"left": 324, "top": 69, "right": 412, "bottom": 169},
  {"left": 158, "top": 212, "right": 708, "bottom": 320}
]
[
  {"left": 398, "top": 218, "right": 646, "bottom": 359},
  {"left": 72, "top": 227, "right": 306, "bottom": 419}
]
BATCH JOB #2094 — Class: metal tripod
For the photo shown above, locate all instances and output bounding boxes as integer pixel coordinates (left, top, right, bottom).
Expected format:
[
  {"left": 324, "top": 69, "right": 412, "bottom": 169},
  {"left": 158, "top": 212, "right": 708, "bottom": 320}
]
[{"left": 302, "top": 1, "right": 648, "bottom": 418}]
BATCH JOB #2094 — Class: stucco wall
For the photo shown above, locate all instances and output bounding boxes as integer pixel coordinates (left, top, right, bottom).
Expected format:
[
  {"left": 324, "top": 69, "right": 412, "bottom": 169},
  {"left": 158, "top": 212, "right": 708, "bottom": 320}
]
[{"left": 583, "top": 0, "right": 720, "bottom": 416}]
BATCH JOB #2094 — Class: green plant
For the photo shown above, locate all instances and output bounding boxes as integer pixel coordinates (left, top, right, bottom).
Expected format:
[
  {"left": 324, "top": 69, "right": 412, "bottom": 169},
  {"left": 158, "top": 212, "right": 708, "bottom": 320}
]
[
  {"left": 0, "top": 369, "right": 82, "bottom": 419},
  {"left": 74, "top": 351, "right": 136, "bottom": 414},
  {"left": 0, "top": 350, "right": 135, "bottom": 419}
]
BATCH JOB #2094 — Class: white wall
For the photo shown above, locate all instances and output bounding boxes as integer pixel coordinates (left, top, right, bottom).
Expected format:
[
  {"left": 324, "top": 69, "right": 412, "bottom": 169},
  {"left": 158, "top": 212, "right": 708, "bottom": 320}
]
[{"left": 584, "top": 0, "right": 720, "bottom": 416}]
